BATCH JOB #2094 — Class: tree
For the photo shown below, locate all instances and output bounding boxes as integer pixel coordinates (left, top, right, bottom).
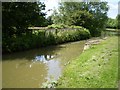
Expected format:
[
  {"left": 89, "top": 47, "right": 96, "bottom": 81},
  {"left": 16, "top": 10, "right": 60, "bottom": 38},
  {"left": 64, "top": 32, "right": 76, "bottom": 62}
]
[
  {"left": 2, "top": 1, "right": 46, "bottom": 37},
  {"left": 116, "top": 14, "right": 120, "bottom": 29},
  {"left": 69, "top": 10, "right": 93, "bottom": 26},
  {"left": 51, "top": 9, "right": 63, "bottom": 24},
  {"left": 47, "top": 16, "right": 53, "bottom": 25},
  {"left": 2, "top": 2, "right": 48, "bottom": 53},
  {"left": 106, "top": 18, "right": 117, "bottom": 29},
  {"left": 51, "top": 2, "right": 109, "bottom": 36}
]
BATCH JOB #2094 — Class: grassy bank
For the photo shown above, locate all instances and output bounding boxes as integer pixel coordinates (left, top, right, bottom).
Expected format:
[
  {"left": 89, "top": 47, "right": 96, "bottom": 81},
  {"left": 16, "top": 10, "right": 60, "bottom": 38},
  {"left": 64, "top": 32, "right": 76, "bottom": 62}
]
[{"left": 57, "top": 36, "right": 118, "bottom": 88}]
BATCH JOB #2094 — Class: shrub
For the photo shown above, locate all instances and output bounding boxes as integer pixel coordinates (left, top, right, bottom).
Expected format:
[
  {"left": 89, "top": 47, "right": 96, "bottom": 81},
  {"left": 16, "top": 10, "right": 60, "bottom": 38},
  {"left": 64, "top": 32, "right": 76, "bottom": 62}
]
[{"left": 3, "top": 26, "right": 91, "bottom": 53}]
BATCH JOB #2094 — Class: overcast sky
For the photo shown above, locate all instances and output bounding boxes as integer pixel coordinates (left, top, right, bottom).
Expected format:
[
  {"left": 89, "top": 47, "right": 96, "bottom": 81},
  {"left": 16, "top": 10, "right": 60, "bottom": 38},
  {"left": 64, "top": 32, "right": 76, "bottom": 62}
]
[{"left": 41, "top": 0, "right": 119, "bottom": 19}]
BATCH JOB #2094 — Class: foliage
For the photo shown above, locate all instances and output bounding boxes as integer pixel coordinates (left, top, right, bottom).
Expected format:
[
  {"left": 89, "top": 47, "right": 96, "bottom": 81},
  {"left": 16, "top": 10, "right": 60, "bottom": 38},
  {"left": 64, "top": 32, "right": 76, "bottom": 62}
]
[
  {"left": 3, "top": 26, "right": 91, "bottom": 53},
  {"left": 69, "top": 10, "right": 93, "bottom": 26},
  {"left": 51, "top": 2, "right": 109, "bottom": 36},
  {"left": 47, "top": 24, "right": 85, "bottom": 29},
  {"left": 47, "top": 24, "right": 68, "bottom": 29},
  {"left": 2, "top": 2, "right": 49, "bottom": 53},
  {"left": 106, "top": 18, "right": 117, "bottom": 29},
  {"left": 2, "top": 2, "right": 46, "bottom": 37},
  {"left": 116, "top": 14, "right": 120, "bottom": 29},
  {"left": 106, "top": 15, "right": 120, "bottom": 29},
  {"left": 46, "top": 16, "right": 53, "bottom": 25},
  {"left": 51, "top": 9, "right": 62, "bottom": 24}
]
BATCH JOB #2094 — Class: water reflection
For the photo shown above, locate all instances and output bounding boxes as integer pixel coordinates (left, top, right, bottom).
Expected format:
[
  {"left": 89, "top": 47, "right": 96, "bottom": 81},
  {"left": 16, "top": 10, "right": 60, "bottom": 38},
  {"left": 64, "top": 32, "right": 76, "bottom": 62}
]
[
  {"left": 31, "top": 55, "right": 62, "bottom": 82},
  {"left": 33, "top": 55, "right": 55, "bottom": 63},
  {"left": 12, "top": 54, "right": 61, "bottom": 82},
  {"left": 2, "top": 40, "right": 85, "bottom": 88},
  {"left": 29, "top": 55, "right": 56, "bottom": 68},
  {"left": 46, "top": 60, "right": 61, "bottom": 81}
]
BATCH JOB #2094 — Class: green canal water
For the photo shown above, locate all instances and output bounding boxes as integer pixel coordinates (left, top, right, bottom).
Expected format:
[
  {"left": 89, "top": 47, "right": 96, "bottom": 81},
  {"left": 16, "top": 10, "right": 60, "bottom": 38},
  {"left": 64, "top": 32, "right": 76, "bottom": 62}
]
[{"left": 2, "top": 40, "right": 85, "bottom": 88}]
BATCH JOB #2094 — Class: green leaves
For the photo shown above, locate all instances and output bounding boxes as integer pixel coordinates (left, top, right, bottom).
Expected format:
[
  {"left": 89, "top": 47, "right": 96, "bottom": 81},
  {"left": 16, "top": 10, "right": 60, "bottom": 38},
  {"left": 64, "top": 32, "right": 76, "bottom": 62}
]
[
  {"left": 2, "top": 2, "right": 48, "bottom": 53},
  {"left": 116, "top": 14, "right": 120, "bottom": 29},
  {"left": 106, "top": 18, "right": 117, "bottom": 29},
  {"left": 51, "top": 2, "right": 109, "bottom": 36},
  {"left": 2, "top": 2, "right": 46, "bottom": 37}
]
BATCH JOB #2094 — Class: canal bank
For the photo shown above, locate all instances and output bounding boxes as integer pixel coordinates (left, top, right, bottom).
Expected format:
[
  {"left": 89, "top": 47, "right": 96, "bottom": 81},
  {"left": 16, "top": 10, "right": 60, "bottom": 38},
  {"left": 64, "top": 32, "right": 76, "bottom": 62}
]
[{"left": 57, "top": 36, "right": 118, "bottom": 88}]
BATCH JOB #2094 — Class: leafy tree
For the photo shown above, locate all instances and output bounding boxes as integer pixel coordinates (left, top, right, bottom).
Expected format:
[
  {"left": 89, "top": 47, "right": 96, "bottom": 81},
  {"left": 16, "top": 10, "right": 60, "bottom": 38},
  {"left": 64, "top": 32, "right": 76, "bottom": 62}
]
[
  {"left": 2, "top": 2, "right": 46, "bottom": 37},
  {"left": 51, "top": 2, "right": 109, "bottom": 36},
  {"left": 51, "top": 9, "right": 63, "bottom": 24},
  {"left": 116, "top": 14, "right": 120, "bottom": 29},
  {"left": 2, "top": 1, "right": 47, "bottom": 53},
  {"left": 46, "top": 15, "right": 53, "bottom": 25},
  {"left": 106, "top": 18, "right": 117, "bottom": 29},
  {"left": 69, "top": 10, "right": 93, "bottom": 27}
]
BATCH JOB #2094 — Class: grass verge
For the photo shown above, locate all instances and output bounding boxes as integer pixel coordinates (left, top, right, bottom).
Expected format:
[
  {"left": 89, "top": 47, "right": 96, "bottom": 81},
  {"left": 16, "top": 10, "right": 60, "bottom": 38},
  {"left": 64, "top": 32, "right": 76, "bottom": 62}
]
[{"left": 57, "top": 36, "right": 118, "bottom": 88}]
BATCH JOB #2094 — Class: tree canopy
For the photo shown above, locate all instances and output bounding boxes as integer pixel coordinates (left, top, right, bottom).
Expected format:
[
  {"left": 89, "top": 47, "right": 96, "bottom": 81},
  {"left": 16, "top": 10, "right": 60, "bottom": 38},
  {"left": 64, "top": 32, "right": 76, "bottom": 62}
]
[
  {"left": 106, "top": 18, "right": 117, "bottom": 29},
  {"left": 51, "top": 2, "right": 109, "bottom": 36},
  {"left": 116, "top": 14, "right": 120, "bottom": 29},
  {"left": 2, "top": 2, "right": 46, "bottom": 37},
  {"left": 106, "top": 15, "right": 120, "bottom": 29},
  {"left": 2, "top": 1, "right": 49, "bottom": 53}
]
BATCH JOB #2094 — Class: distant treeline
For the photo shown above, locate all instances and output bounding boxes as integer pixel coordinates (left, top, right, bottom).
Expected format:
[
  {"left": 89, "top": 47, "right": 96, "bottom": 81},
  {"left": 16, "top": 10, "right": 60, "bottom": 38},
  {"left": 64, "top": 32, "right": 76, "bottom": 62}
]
[{"left": 106, "top": 17, "right": 120, "bottom": 29}]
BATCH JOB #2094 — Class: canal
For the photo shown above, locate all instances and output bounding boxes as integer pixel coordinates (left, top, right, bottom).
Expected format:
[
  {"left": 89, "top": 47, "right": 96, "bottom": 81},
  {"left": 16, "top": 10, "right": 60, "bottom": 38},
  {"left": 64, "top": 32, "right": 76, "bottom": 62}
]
[{"left": 2, "top": 40, "right": 85, "bottom": 88}]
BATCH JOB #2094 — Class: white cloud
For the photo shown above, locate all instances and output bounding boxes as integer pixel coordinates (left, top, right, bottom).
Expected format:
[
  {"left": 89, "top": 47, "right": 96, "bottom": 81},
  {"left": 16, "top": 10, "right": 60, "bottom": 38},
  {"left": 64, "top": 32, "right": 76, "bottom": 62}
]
[
  {"left": 108, "top": 2, "right": 118, "bottom": 10},
  {"left": 43, "top": 0, "right": 59, "bottom": 17},
  {"left": 105, "top": 0, "right": 119, "bottom": 3},
  {"left": 107, "top": 2, "right": 118, "bottom": 18},
  {"left": 119, "top": 2, "right": 120, "bottom": 14},
  {"left": 44, "top": 0, "right": 59, "bottom": 10}
]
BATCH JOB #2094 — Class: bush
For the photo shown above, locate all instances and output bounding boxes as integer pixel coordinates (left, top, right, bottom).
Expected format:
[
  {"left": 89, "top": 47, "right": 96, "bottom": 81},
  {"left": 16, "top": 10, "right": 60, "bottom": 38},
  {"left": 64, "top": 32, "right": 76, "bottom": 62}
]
[
  {"left": 57, "top": 28, "right": 90, "bottom": 43},
  {"left": 3, "top": 26, "right": 91, "bottom": 53}
]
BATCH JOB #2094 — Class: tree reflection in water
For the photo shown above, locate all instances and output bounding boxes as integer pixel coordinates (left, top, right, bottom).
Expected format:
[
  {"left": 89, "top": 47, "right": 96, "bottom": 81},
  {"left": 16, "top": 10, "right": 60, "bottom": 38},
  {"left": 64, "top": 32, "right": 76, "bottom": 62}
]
[{"left": 33, "top": 55, "right": 55, "bottom": 63}]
